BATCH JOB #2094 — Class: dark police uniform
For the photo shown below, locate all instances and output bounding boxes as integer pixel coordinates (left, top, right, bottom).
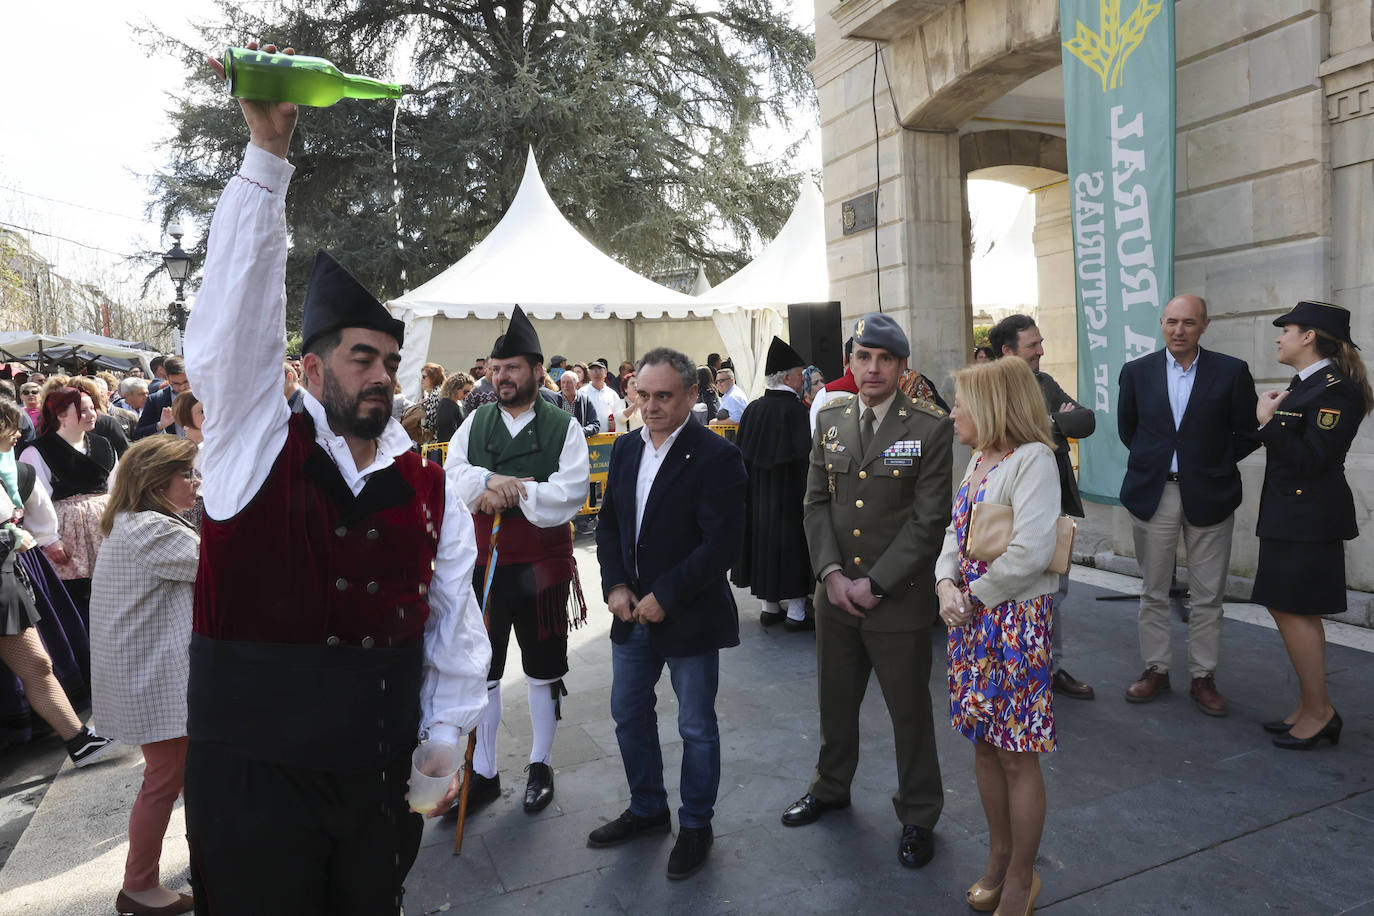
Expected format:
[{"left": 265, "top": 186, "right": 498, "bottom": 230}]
[
  {"left": 1251, "top": 362, "right": 1365, "bottom": 614},
  {"left": 801, "top": 386, "right": 953, "bottom": 828}
]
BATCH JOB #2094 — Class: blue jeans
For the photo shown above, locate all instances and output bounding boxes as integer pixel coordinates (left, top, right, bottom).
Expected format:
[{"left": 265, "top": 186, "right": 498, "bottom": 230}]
[{"left": 610, "top": 624, "right": 720, "bottom": 829}]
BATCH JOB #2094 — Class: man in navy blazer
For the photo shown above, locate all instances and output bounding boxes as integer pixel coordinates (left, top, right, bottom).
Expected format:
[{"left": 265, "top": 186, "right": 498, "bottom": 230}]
[
  {"left": 1118, "top": 294, "right": 1258, "bottom": 715},
  {"left": 133, "top": 355, "right": 188, "bottom": 438},
  {"left": 590, "top": 346, "right": 746, "bottom": 880}
]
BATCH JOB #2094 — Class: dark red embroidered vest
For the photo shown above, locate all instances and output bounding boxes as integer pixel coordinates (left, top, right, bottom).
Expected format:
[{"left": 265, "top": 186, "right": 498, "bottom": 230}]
[{"left": 193, "top": 413, "right": 445, "bottom": 647}]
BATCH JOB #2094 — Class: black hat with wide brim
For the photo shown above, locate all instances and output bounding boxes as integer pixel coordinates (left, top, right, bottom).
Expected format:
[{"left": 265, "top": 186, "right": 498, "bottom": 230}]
[
  {"left": 300, "top": 250, "right": 405, "bottom": 353},
  {"left": 765, "top": 336, "right": 805, "bottom": 374},
  {"left": 1272, "top": 300, "right": 1359, "bottom": 349},
  {"left": 490, "top": 305, "right": 543, "bottom": 362}
]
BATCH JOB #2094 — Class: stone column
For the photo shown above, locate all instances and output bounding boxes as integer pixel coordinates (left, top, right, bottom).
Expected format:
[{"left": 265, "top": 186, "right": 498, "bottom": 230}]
[
  {"left": 899, "top": 128, "right": 970, "bottom": 396},
  {"left": 1032, "top": 180, "right": 1077, "bottom": 397}
]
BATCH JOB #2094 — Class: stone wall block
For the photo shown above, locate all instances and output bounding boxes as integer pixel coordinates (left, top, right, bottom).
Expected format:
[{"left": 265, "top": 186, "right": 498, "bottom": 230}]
[
  {"left": 1330, "top": 111, "right": 1374, "bottom": 168},
  {"left": 1184, "top": 91, "right": 1323, "bottom": 189},
  {"left": 964, "top": 0, "right": 1010, "bottom": 65},
  {"left": 1247, "top": 18, "right": 1324, "bottom": 105},
  {"left": 1176, "top": 0, "right": 1321, "bottom": 62},
  {"left": 854, "top": 134, "right": 906, "bottom": 190},
  {"left": 920, "top": 4, "right": 969, "bottom": 94},
  {"left": 1251, "top": 163, "right": 1328, "bottom": 243},
  {"left": 1176, "top": 183, "right": 1255, "bottom": 256},
  {"left": 1201, "top": 238, "right": 1330, "bottom": 317},
  {"left": 1330, "top": 0, "right": 1374, "bottom": 56},
  {"left": 1331, "top": 161, "right": 1374, "bottom": 290},
  {"left": 1013, "top": 0, "right": 1060, "bottom": 48},
  {"left": 1177, "top": 44, "right": 1251, "bottom": 128}
]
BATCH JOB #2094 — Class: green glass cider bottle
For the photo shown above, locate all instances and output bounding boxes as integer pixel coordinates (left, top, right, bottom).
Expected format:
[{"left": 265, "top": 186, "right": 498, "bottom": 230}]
[{"left": 224, "top": 47, "right": 402, "bottom": 107}]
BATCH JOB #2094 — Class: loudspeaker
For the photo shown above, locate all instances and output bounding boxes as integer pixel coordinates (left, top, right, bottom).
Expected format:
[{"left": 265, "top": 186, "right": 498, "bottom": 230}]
[{"left": 787, "top": 301, "right": 844, "bottom": 383}]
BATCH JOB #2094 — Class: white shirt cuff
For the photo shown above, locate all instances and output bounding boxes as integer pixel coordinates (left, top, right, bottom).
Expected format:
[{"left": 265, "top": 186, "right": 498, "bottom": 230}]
[
  {"left": 426, "top": 724, "right": 461, "bottom": 746},
  {"left": 240, "top": 142, "right": 296, "bottom": 192}
]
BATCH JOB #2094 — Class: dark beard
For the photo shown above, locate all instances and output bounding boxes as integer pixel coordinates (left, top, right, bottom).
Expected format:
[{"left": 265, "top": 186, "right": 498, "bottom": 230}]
[
  {"left": 321, "top": 368, "right": 390, "bottom": 440},
  {"left": 497, "top": 374, "right": 538, "bottom": 408}
]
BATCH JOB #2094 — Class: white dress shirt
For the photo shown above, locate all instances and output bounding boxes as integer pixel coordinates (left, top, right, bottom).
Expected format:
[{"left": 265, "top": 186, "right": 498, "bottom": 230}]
[
  {"left": 719, "top": 384, "right": 749, "bottom": 423},
  {"left": 634, "top": 419, "right": 690, "bottom": 544},
  {"left": 579, "top": 382, "right": 626, "bottom": 431},
  {"left": 183, "top": 143, "right": 491, "bottom": 745},
  {"left": 444, "top": 401, "right": 590, "bottom": 528},
  {"left": 1165, "top": 348, "right": 1199, "bottom": 473}
]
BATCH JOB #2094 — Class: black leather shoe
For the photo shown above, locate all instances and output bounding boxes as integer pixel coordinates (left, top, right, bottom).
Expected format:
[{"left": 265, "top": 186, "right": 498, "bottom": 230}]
[
  {"left": 524, "top": 762, "right": 555, "bottom": 812},
  {"left": 587, "top": 808, "right": 672, "bottom": 848},
  {"left": 783, "top": 615, "right": 816, "bottom": 632},
  {"left": 1273, "top": 710, "right": 1342, "bottom": 750},
  {"left": 667, "top": 824, "right": 713, "bottom": 879},
  {"left": 780, "top": 792, "right": 850, "bottom": 827},
  {"left": 760, "top": 609, "right": 784, "bottom": 627},
  {"left": 1262, "top": 718, "right": 1295, "bottom": 735},
  {"left": 898, "top": 824, "right": 934, "bottom": 869},
  {"left": 441, "top": 771, "right": 500, "bottom": 820}
]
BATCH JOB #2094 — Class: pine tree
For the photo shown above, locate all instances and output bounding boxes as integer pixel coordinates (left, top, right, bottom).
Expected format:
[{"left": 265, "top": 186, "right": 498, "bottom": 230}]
[{"left": 146, "top": 0, "right": 816, "bottom": 331}]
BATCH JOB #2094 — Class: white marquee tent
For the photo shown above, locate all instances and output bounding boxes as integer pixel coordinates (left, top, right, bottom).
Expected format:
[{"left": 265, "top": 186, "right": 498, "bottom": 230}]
[
  {"left": 0, "top": 331, "right": 156, "bottom": 374},
  {"left": 388, "top": 150, "right": 830, "bottom": 400}
]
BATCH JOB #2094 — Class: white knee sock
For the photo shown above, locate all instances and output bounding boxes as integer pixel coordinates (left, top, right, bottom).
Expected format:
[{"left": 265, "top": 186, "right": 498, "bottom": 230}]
[
  {"left": 527, "top": 675, "right": 561, "bottom": 766},
  {"left": 785, "top": 597, "right": 808, "bottom": 621},
  {"left": 474, "top": 680, "right": 501, "bottom": 778},
  {"left": 762, "top": 600, "right": 781, "bottom": 614}
]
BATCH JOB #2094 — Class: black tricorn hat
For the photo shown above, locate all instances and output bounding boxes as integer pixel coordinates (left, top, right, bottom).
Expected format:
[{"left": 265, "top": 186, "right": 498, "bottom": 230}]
[
  {"left": 300, "top": 250, "right": 405, "bottom": 353},
  {"left": 1272, "top": 300, "right": 1359, "bottom": 349},
  {"left": 765, "top": 336, "right": 805, "bottom": 374},
  {"left": 490, "top": 305, "right": 543, "bottom": 362}
]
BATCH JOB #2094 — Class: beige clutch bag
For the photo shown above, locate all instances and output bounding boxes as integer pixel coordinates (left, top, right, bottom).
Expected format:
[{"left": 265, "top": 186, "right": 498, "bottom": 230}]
[{"left": 966, "top": 502, "right": 1077, "bottom": 576}]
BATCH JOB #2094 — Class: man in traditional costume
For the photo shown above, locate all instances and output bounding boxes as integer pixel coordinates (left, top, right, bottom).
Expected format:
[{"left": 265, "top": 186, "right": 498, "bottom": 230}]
[
  {"left": 732, "top": 337, "right": 815, "bottom": 630},
  {"left": 183, "top": 54, "right": 491, "bottom": 914},
  {"left": 443, "top": 307, "right": 591, "bottom": 814}
]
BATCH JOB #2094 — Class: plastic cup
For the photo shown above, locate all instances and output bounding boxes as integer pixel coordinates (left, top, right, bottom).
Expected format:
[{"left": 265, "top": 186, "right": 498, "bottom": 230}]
[{"left": 408, "top": 741, "right": 462, "bottom": 815}]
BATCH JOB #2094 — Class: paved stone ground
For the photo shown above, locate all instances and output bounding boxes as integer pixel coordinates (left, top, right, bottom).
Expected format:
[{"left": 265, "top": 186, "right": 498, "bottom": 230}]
[{"left": 1, "top": 537, "right": 1372, "bottom": 915}]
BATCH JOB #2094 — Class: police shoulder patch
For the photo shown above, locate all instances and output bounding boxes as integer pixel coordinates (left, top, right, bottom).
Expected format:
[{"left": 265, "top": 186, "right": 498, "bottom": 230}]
[{"left": 1317, "top": 407, "right": 1341, "bottom": 430}]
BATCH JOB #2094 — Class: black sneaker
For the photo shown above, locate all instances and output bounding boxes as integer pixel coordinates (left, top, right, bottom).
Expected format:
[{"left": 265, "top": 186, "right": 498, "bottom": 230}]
[
  {"left": 586, "top": 808, "right": 671, "bottom": 848},
  {"left": 441, "top": 771, "right": 501, "bottom": 820},
  {"left": 64, "top": 728, "right": 116, "bottom": 768},
  {"left": 666, "top": 824, "right": 713, "bottom": 879}
]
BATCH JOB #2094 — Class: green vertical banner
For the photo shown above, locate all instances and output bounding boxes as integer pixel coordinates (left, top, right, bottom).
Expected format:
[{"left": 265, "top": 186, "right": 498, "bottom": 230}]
[{"left": 1061, "top": 0, "right": 1175, "bottom": 505}]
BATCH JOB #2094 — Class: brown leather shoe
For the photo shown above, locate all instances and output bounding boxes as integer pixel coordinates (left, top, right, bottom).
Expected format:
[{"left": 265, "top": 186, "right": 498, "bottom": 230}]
[
  {"left": 115, "top": 890, "right": 194, "bottom": 915},
  {"left": 1052, "top": 668, "right": 1095, "bottom": 700},
  {"left": 1189, "top": 675, "right": 1228, "bottom": 717},
  {"left": 1125, "top": 666, "right": 1170, "bottom": 703}
]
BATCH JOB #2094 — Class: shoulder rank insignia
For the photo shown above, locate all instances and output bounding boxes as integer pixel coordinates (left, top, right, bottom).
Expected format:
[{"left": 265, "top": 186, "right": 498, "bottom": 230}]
[
  {"left": 819, "top": 394, "right": 856, "bottom": 412},
  {"left": 1326, "top": 373, "right": 1341, "bottom": 388},
  {"left": 910, "top": 397, "right": 947, "bottom": 419},
  {"left": 1317, "top": 407, "right": 1341, "bottom": 429}
]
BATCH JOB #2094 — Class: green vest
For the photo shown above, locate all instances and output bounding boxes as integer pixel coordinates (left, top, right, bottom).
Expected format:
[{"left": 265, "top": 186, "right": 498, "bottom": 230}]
[{"left": 466, "top": 396, "right": 570, "bottom": 483}]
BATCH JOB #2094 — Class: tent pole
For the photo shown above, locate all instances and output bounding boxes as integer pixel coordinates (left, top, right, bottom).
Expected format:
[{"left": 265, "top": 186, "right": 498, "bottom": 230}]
[{"left": 626, "top": 320, "right": 636, "bottom": 365}]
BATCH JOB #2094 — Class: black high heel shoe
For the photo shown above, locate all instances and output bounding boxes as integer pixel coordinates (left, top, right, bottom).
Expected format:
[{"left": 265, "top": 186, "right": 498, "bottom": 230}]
[
  {"left": 1272, "top": 710, "right": 1342, "bottom": 750},
  {"left": 1262, "top": 718, "right": 1295, "bottom": 735}
]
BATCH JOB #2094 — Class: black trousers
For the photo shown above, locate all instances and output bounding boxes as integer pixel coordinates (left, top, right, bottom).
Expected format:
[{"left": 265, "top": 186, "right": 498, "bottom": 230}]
[{"left": 185, "top": 740, "right": 421, "bottom": 916}]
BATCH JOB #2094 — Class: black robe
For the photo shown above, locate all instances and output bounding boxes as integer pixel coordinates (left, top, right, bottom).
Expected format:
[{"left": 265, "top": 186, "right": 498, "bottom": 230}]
[{"left": 731, "top": 389, "right": 814, "bottom": 600}]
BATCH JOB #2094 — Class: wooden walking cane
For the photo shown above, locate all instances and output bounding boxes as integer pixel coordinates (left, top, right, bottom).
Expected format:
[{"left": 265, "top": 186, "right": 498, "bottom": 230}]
[{"left": 454, "top": 511, "right": 502, "bottom": 855}]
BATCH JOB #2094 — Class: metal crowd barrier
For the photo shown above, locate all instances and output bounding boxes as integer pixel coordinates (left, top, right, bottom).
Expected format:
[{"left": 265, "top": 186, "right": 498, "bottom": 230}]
[{"left": 421, "top": 423, "right": 741, "bottom": 519}]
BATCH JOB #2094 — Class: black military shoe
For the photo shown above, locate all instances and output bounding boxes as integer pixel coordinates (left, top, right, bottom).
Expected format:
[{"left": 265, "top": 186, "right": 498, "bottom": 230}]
[
  {"left": 783, "top": 615, "right": 816, "bottom": 632},
  {"left": 524, "top": 762, "right": 555, "bottom": 812},
  {"left": 898, "top": 824, "right": 934, "bottom": 869},
  {"left": 441, "top": 772, "right": 500, "bottom": 820},
  {"left": 780, "top": 793, "right": 850, "bottom": 827},
  {"left": 587, "top": 808, "right": 672, "bottom": 848},
  {"left": 760, "top": 609, "right": 784, "bottom": 627},
  {"left": 666, "top": 825, "right": 713, "bottom": 880}
]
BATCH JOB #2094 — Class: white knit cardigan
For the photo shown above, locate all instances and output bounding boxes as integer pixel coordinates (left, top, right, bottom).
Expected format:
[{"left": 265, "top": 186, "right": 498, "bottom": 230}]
[{"left": 934, "top": 442, "right": 1063, "bottom": 609}]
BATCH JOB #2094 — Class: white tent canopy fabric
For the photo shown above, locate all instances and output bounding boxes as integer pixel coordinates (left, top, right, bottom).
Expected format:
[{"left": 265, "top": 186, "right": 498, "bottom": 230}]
[
  {"left": 0, "top": 331, "right": 156, "bottom": 374},
  {"left": 697, "top": 182, "right": 829, "bottom": 396},
  {"left": 387, "top": 152, "right": 830, "bottom": 402}
]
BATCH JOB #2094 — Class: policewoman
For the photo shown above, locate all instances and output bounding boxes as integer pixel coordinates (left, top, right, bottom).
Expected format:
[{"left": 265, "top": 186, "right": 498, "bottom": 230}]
[{"left": 1252, "top": 301, "right": 1372, "bottom": 750}]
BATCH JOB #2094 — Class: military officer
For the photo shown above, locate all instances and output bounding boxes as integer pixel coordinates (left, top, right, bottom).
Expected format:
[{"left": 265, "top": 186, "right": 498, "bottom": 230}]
[{"left": 780, "top": 312, "right": 954, "bottom": 869}]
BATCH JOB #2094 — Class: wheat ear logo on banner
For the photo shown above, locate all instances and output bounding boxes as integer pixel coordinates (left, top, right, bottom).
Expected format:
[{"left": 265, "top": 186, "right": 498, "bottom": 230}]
[{"left": 1063, "top": 0, "right": 1165, "bottom": 91}]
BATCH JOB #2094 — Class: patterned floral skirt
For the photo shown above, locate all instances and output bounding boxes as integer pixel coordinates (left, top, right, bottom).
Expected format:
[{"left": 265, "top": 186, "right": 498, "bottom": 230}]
[
  {"left": 947, "top": 592, "right": 1057, "bottom": 753},
  {"left": 51, "top": 493, "right": 108, "bottom": 581}
]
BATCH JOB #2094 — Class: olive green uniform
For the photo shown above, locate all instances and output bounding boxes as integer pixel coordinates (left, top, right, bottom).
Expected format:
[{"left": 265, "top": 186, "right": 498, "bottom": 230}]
[{"left": 801, "top": 390, "right": 953, "bottom": 828}]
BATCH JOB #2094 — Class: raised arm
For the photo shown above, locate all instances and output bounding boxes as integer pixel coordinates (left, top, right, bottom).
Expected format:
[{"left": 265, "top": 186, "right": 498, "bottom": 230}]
[{"left": 184, "top": 44, "right": 301, "bottom": 520}]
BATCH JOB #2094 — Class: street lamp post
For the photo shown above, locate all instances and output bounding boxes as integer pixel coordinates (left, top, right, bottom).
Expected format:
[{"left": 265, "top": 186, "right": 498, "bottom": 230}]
[{"left": 162, "top": 222, "right": 193, "bottom": 354}]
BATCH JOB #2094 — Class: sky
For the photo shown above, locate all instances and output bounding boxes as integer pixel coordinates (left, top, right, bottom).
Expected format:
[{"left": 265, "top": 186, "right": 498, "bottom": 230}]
[{"left": 0, "top": 1, "right": 1031, "bottom": 327}]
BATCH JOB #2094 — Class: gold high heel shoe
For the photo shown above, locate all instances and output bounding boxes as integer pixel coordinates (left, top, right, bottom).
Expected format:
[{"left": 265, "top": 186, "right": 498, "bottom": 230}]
[
  {"left": 966, "top": 875, "right": 1004, "bottom": 911},
  {"left": 993, "top": 870, "right": 1041, "bottom": 916}
]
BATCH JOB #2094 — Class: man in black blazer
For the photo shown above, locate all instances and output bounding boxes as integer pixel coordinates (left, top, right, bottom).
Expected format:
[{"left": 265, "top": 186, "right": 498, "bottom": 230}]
[
  {"left": 591, "top": 346, "right": 746, "bottom": 881},
  {"left": 1118, "top": 294, "right": 1258, "bottom": 716},
  {"left": 133, "top": 355, "right": 189, "bottom": 438}
]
